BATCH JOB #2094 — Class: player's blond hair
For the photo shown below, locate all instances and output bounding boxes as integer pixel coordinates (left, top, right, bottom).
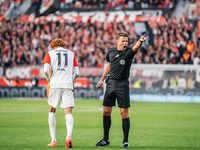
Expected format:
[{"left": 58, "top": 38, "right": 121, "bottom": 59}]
[
  {"left": 50, "top": 38, "right": 66, "bottom": 49},
  {"left": 116, "top": 32, "right": 129, "bottom": 40}
]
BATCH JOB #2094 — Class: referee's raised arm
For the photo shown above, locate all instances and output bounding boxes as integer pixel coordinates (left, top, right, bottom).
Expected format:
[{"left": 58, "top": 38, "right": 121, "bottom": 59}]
[{"left": 132, "top": 34, "right": 147, "bottom": 52}]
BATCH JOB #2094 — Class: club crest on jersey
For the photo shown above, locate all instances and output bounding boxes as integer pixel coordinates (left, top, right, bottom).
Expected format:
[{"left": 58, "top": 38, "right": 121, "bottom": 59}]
[{"left": 120, "top": 59, "right": 125, "bottom": 65}]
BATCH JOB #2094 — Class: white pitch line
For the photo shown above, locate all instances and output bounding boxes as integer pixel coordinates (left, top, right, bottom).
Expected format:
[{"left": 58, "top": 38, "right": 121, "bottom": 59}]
[
  {"left": 0, "top": 107, "right": 103, "bottom": 113},
  {"left": 74, "top": 108, "right": 103, "bottom": 112},
  {"left": 131, "top": 110, "right": 200, "bottom": 115}
]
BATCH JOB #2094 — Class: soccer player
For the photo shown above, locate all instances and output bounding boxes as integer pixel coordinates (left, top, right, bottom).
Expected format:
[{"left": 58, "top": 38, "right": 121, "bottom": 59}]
[
  {"left": 43, "top": 38, "right": 79, "bottom": 148},
  {"left": 95, "top": 32, "right": 146, "bottom": 148}
]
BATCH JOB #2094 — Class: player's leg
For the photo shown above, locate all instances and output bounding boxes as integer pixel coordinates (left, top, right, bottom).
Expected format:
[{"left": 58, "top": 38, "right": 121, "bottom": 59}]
[
  {"left": 65, "top": 107, "right": 73, "bottom": 148},
  {"left": 60, "top": 89, "right": 75, "bottom": 148},
  {"left": 65, "top": 107, "right": 73, "bottom": 138},
  {"left": 47, "top": 89, "right": 62, "bottom": 147},
  {"left": 48, "top": 105, "right": 57, "bottom": 146}
]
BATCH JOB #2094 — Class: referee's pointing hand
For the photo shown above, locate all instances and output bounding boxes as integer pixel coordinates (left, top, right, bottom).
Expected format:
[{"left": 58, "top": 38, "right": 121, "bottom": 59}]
[{"left": 140, "top": 34, "right": 147, "bottom": 42}]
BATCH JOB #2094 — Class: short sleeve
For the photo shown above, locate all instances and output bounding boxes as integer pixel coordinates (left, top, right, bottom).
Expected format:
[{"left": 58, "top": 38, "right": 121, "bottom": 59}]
[
  {"left": 73, "top": 55, "right": 79, "bottom": 67},
  {"left": 127, "top": 46, "right": 137, "bottom": 58},
  {"left": 43, "top": 53, "right": 50, "bottom": 64}
]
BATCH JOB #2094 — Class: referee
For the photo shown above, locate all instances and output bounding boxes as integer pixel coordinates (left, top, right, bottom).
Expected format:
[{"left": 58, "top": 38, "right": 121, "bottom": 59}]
[{"left": 95, "top": 32, "right": 146, "bottom": 148}]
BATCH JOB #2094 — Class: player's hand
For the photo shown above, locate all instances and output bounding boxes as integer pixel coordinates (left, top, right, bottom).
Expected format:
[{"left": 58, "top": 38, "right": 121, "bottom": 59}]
[
  {"left": 140, "top": 34, "right": 147, "bottom": 42},
  {"left": 96, "top": 80, "right": 103, "bottom": 88}
]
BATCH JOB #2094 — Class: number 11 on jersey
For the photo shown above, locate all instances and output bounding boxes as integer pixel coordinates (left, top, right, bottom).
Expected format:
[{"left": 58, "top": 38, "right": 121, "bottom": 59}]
[
  {"left": 56, "top": 52, "right": 68, "bottom": 67},
  {"left": 56, "top": 52, "right": 68, "bottom": 71}
]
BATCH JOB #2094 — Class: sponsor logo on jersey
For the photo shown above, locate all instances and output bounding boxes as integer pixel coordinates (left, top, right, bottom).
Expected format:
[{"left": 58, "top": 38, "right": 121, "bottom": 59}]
[
  {"left": 115, "top": 54, "right": 119, "bottom": 57},
  {"left": 120, "top": 59, "right": 125, "bottom": 65}
]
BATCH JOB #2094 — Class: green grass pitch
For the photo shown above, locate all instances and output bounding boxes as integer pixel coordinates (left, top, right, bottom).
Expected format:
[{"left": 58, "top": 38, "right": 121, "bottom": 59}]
[{"left": 0, "top": 98, "right": 200, "bottom": 150}]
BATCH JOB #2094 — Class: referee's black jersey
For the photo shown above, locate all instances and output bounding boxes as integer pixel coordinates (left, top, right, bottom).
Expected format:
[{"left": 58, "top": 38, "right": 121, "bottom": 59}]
[{"left": 106, "top": 46, "right": 137, "bottom": 80}]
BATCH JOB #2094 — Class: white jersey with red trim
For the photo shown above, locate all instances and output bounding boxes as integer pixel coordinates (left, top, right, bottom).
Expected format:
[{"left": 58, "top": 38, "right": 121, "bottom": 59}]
[{"left": 43, "top": 47, "right": 78, "bottom": 89}]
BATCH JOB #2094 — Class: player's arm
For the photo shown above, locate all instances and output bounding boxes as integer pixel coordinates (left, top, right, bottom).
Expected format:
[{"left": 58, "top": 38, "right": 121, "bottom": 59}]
[
  {"left": 73, "top": 55, "right": 79, "bottom": 82},
  {"left": 73, "top": 66, "right": 79, "bottom": 82},
  {"left": 44, "top": 63, "right": 50, "bottom": 83},
  {"left": 43, "top": 52, "right": 51, "bottom": 83},
  {"left": 132, "top": 34, "right": 147, "bottom": 52},
  {"left": 96, "top": 62, "right": 110, "bottom": 88}
]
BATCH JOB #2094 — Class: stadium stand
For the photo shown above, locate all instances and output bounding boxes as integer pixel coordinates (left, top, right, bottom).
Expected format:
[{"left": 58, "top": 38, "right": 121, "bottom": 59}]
[
  {"left": 60, "top": 0, "right": 178, "bottom": 10},
  {"left": 0, "top": 0, "right": 199, "bottom": 69}
]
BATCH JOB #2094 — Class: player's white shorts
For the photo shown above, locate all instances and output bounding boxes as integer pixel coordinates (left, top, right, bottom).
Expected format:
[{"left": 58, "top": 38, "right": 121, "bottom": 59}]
[{"left": 48, "top": 88, "right": 75, "bottom": 108}]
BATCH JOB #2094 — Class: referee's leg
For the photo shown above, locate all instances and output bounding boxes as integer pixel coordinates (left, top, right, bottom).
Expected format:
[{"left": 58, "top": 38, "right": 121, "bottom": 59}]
[
  {"left": 103, "top": 106, "right": 112, "bottom": 141},
  {"left": 120, "top": 108, "right": 130, "bottom": 144}
]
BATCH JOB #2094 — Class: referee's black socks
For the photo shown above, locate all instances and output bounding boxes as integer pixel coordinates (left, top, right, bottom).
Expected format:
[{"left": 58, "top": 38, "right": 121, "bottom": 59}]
[
  {"left": 103, "top": 116, "right": 111, "bottom": 141},
  {"left": 122, "top": 117, "right": 130, "bottom": 143}
]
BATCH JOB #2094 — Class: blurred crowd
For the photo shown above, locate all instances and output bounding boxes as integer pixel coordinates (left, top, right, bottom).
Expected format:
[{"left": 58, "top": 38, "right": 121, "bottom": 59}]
[
  {"left": 60, "top": 0, "right": 178, "bottom": 10},
  {"left": 137, "top": 13, "right": 199, "bottom": 65},
  {"left": 0, "top": 12, "right": 199, "bottom": 68},
  {"left": 0, "top": 0, "right": 178, "bottom": 15},
  {"left": 0, "top": 0, "right": 199, "bottom": 68}
]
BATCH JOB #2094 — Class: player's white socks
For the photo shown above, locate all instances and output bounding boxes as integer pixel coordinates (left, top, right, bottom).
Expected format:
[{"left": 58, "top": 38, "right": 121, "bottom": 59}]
[
  {"left": 65, "top": 113, "right": 74, "bottom": 139},
  {"left": 49, "top": 112, "right": 56, "bottom": 142}
]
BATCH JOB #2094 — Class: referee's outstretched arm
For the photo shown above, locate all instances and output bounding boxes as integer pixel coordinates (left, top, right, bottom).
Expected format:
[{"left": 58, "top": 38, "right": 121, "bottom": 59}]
[{"left": 132, "top": 34, "right": 147, "bottom": 52}]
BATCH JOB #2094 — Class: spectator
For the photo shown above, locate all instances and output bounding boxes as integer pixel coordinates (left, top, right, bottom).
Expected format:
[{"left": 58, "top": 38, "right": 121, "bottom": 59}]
[
  {"left": 64, "top": 0, "right": 73, "bottom": 8},
  {"left": 141, "top": 0, "right": 148, "bottom": 8},
  {"left": 92, "top": 0, "right": 99, "bottom": 8},
  {"left": 31, "top": 75, "right": 38, "bottom": 87},
  {"left": 100, "top": 0, "right": 107, "bottom": 8},
  {"left": 13, "top": 76, "right": 19, "bottom": 86},
  {"left": 193, "top": 52, "right": 200, "bottom": 65},
  {"left": 83, "top": 0, "right": 93, "bottom": 8},
  {"left": 134, "top": 0, "right": 141, "bottom": 9},
  {"left": 187, "top": 39, "right": 195, "bottom": 53},
  {"left": 75, "top": 0, "right": 82, "bottom": 8},
  {"left": 127, "top": 0, "right": 134, "bottom": 8},
  {"left": 183, "top": 50, "right": 191, "bottom": 64},
  {"left": 149, "top": 0, "right": 155, "bottom": 8}
]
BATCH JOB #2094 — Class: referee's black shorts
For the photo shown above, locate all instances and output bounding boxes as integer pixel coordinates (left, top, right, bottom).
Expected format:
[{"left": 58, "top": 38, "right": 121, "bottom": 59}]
[{"left": 103, "top": 78, "right": 130, "bottom": 108}]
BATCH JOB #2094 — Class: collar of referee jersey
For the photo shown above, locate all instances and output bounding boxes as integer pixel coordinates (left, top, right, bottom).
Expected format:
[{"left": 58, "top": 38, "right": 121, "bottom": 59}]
[{"left": 111, "top": 46, "right": 131, "bottom": 51}]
